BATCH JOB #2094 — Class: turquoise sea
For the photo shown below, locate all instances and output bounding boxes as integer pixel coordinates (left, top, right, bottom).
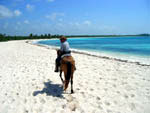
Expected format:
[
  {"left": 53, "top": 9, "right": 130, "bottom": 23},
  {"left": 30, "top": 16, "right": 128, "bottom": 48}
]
[{"left": 36, "top": 36, "right": 150, "bottom": 65}]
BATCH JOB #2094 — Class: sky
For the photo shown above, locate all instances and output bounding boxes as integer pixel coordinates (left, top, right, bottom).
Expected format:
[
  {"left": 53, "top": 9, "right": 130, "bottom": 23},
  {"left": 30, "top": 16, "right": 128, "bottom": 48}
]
[{"left": 0, "top": 0, "right": 150, "bottom": 36}]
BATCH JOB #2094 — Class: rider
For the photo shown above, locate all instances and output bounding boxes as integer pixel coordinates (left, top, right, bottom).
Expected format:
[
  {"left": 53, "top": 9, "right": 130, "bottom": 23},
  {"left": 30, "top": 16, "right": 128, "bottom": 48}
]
[{"left": 54, "top": 36, "right": 71, "bottom": 72}]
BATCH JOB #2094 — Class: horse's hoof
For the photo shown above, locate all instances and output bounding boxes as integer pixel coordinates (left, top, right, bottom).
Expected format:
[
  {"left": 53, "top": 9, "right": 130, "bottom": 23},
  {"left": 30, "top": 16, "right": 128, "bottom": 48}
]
[{"left": 71, "top": 90, "right": 74, "bottom": 94}]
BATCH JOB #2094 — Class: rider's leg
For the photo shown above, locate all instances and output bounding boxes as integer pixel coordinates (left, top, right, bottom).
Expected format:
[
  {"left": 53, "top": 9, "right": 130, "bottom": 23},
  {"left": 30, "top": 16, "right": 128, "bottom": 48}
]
[{"left": 55, "top": 56, "right": 61, "bottom": 72}]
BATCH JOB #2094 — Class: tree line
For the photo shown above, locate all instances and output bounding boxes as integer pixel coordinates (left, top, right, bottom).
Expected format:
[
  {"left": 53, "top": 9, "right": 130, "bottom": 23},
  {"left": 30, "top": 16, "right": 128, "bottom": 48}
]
[
  {"left": 0, "top": 33, "right": 150, "bottom": 42},
  {"left": 0, "top": 33, "right": 62, "bottom": 42}
]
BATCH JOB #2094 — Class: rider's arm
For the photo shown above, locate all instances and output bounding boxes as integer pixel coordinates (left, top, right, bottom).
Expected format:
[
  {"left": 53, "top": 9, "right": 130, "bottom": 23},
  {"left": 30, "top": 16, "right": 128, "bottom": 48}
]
[{"left": 60, "top": 43, "right": 65, "bottom": 52}]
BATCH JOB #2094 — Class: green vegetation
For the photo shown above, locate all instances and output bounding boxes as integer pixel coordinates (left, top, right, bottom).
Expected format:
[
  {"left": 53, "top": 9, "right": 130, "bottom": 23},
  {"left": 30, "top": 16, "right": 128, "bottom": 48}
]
[
  {"left": 0, "top": 33, "right": 62, "bottom": 42},
  {"left": 0, "top": 33, "right": 150, "bottom": 42}
]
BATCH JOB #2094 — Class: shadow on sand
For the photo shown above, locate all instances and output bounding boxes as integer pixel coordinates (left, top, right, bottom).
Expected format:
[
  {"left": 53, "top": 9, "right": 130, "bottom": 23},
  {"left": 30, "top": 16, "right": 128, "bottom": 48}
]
[{"left": 33, "top": 81, "right": 64, "bottom": 98}]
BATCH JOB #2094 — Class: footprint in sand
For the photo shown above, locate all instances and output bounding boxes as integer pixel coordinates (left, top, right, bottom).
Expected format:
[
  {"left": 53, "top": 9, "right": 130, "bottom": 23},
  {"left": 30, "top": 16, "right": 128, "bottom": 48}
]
[
  {"left": 107, "top": 109, "right": 113, "bottom": 113},
  {"left": 66, "top": 95, "right": 79, "bottom": 111},
  {"left": 113, "top": 84, "right": 116, "bottom": 88},
  {"left": 85, "top": 81, "right": 89, "bottom": 84},
  {"left": 96, "top": 96, "right": 101, "bottom": 101},
  {"left": 90, "top": 88, "right": 94, "bottom": 91},
  {"left": 142, "top": 78, "right": 146, "bottom": 81},
  {"left": 146, "top": 96, "right": 150, "bottom": 100},
  {"left": 78, "top": 83, "right": 83, "bottom": 87},
  {"left": 105, "top": 101, "right": 111, "bottom": 106},
  {"left": 124, "top": 94, "right": 129, "bottom": 99},
  {"left": 129, "top": 103, "right": 136, "bottom": 111},
  {"left": 80, "top": 91, "right": 85, "bottom": 95},
  {"left": 113, "top": 101, "right": 118, "bottom": 105},
  {"left": 33, "top": 99, "right": 37, "bottom": 104},
  {"left": 99, "top": 77, "right": 103, "bottom": 80},
  {"left": 104, "top": 88, "right": 108, "bottom": 91},
  {"left": 116, "top": 91, "right": 120, "bottom": 94},
  {"left": 66, "top": 95, "right": 74, "bottom": 102},
  {"left": 76, "top": 88, "right": 80, "bottom": 91},
  {"left": 16, "top": 93, "right": 19, "bottom": 96},
  {"left": 96, "top": 81, "right": 99, "bottom": 84},
  {"left": 40, "top": 98, "right": 45, "bottom": 104},
  {"left": 24, "top": 99, "right": 27, "bottom": 103},
  {"left": 98, "top": 105, "right": 103, "bottom": 110},
  {"left": 62, "top": 104, "right": 66, "bottom": 109},
  {"left": 131, "top": 94, "right": 135, "bottom": 98}
]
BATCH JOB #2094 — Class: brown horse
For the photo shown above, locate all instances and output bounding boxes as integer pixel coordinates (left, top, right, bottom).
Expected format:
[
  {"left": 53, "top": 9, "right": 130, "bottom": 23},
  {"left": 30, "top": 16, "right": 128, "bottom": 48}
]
[{"left": 57, "top": 50, "right": 76, "bottom": 94}]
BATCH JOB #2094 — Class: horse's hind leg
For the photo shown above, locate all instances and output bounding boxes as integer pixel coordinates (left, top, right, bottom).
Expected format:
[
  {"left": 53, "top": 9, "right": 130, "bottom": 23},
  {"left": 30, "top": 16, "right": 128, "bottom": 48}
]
[
  {"left": 71, "top": 74, "right": 74, "bottom": 94},
  {"left": 59, "top": 70, "right": 64, "bottom": 84}
]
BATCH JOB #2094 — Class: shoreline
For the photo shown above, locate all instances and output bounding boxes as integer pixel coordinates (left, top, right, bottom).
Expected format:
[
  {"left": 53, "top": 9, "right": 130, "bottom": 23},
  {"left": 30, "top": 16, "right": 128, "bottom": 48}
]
[{"left": 27, "top": 40, "right": 150, "bottom": 67}]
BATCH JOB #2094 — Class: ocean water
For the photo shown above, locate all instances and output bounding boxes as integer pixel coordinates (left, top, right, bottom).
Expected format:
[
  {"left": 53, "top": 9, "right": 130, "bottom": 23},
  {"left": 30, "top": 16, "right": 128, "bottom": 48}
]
[{"left": 36, "top": 36, "right": 150, "bottom": 65}]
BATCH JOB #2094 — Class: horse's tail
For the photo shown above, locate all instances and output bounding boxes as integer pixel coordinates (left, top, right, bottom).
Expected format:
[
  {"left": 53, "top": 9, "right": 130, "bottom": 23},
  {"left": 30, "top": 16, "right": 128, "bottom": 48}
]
[{"left": 64, "top": 62, "right": 72, "bottom": 90}]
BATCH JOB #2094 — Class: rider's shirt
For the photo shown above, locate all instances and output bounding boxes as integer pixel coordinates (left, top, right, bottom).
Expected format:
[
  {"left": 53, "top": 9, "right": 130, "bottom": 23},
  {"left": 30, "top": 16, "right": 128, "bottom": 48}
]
[
  {"left": 60, "top": 41, "right": 71, "bottom": 58},
  {"left": 60, "top": 41, "right": 70, "bottom": 52}
]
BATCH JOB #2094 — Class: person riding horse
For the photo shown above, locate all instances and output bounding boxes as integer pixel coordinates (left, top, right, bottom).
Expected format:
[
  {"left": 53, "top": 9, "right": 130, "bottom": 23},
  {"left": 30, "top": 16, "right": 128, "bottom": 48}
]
[
  {"left": 55, "top": 36, "right": 71, "bottom": 72},
  {"left": 55, "top": 36, "right": 76, "bottom": 93}
]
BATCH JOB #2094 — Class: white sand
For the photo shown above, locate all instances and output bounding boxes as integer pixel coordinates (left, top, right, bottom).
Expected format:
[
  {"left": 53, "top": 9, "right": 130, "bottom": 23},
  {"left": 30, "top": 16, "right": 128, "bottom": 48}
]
[{"left": 0, "top": 40, "right": 150, "bottom": 113}]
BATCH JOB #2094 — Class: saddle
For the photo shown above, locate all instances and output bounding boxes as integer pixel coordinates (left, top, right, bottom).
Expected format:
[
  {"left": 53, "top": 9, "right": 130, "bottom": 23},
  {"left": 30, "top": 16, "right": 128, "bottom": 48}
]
[
  {"left": 61, "top": 56, "right": 75, "bottom": 66},
  {"left": 60, "top": 56, "right": 75, "bottom": 71}
]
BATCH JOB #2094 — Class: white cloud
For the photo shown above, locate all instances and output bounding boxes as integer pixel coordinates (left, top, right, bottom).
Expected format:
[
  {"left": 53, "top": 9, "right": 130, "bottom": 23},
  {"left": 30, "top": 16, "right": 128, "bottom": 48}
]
[
  {"left": 26, "top": 4, "right": 34, "bottom": 11},
  {"left": 56, "top": 23, "right": 63, "bottom": 27},
  {"left": 0, "top": 5, "right": 13, "bottom": 18},
  {"left": 47, "top": 0, "right": 55, "bottom": 2},
  {"left": 24, "top": 20, "right": 29, "bottom": 24},
  {"left": 17, "top": 22, "right": 21, "bottom": 25},
  {"left": 0, "top": 5, "right": 22, "bottom": 18},
  {"left": 74, "top": 22, "right": 80, "bottom": 26},
  {"left": 58, "top": 18, "right": 63, "bottom": 22},
  {"left": 46, "top": 12, "right": 65, "bottom": 21},
  {"left": 69, "top": 21, "right": 91, "bottom": 27},
  {"left": 83, "top": 20, "right": 91, "bottom": 26},
  {"left": 69, "top": 22, "right": 80, "bottom": 27},
  {"left": 14, "top": 10, "right": 22, "bottom": 16}
]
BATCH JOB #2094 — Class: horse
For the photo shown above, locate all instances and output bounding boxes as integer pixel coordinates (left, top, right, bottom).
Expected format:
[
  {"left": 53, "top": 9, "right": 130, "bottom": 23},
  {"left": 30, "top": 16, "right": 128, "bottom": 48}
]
[{"left": 57, "top": 50, "right": 76, "bottom": 94}]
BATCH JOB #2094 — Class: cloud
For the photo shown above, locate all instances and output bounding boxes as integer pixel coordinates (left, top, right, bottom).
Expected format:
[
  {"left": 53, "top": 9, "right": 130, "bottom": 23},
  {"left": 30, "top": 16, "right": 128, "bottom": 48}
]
[
  {"left": 58, "top": 18, "right": 63, "bottom": 22},
  {"left": 0, "top": 5, "right": 13, "bottom": 18},
  {"left": 26, "top": 4, "right": 34, "bottom": 11},
  {"left": 24, "top": 20, "right": 29, "bottom": 24},
  {"left": 0, "top": 5, "right": 22, "bottom": 18},
  {"left": 56, "top": 23, "right": 63, "bottom": 27},
  {"left": 17, "top": 22, "right": 21, "bottom": 25},
  {"left": 74, "top": 22, "right": 80, "bottom": 26},
  {"left": 69, "top": 20, "right": 92, "bottom": 27},
  {"left": 14, "top": 10, "right": 22, "bottom": 16},
  {"left": 83, "top": 20, "right": 91, "bottom": 26},
  {"left": 47, "top": 0, "right": 55, "bottom": 2},
  {"left": 46, "top": 12, "right": 65, "bottom": 21}
]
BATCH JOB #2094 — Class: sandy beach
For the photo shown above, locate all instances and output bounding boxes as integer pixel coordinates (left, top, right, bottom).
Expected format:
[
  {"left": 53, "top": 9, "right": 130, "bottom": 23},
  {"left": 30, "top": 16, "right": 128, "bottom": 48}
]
[{"left": 0, "top": 40, "right": 150, "bottom": 113}]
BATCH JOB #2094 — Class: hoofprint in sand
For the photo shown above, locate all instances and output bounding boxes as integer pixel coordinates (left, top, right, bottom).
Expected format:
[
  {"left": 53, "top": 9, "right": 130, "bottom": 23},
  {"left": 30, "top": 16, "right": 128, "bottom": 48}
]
[{"left": 0, "top": 40, "right": 150, "bottom": 113}]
